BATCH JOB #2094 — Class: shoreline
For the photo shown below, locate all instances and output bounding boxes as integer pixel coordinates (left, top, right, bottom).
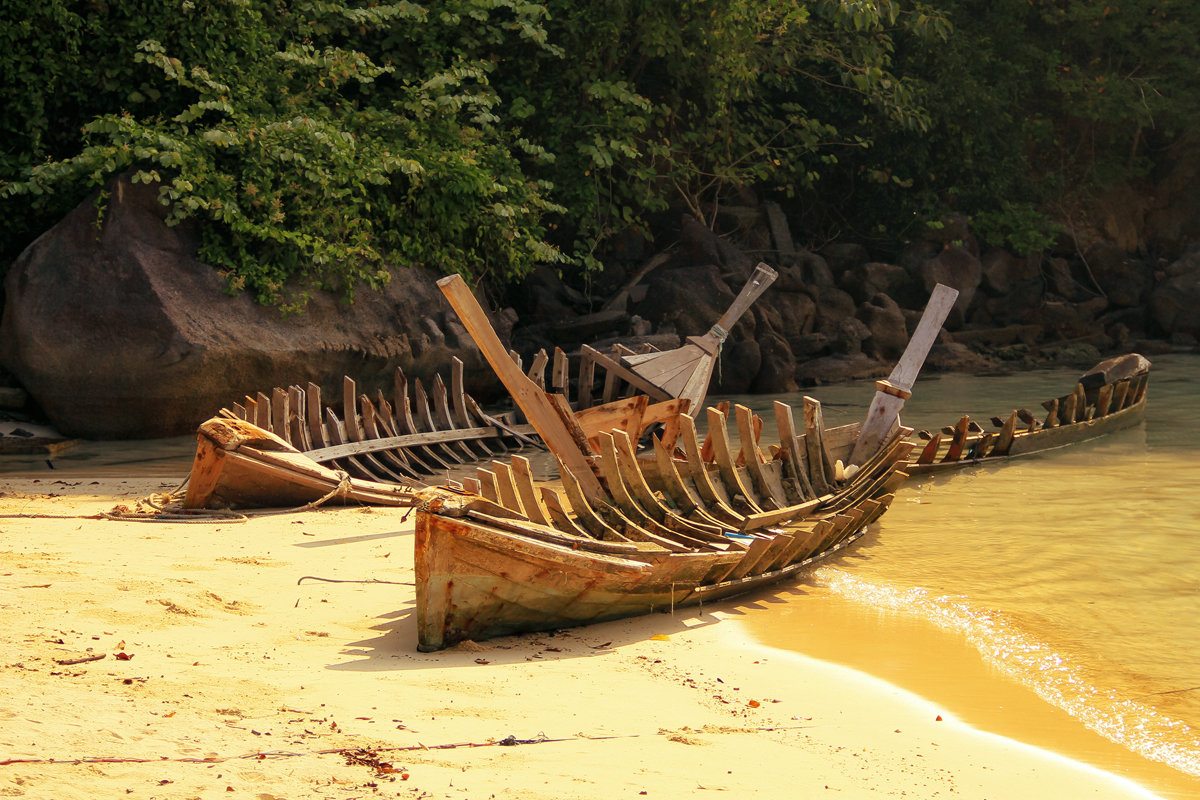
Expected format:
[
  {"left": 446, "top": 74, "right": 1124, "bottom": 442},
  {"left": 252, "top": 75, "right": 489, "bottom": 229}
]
[
  {"left": 0, "top": 476, "right": 1186, "bottom": 799},
  {"left": 737, "top": 579, "right": 1200, "bottom": 800}
]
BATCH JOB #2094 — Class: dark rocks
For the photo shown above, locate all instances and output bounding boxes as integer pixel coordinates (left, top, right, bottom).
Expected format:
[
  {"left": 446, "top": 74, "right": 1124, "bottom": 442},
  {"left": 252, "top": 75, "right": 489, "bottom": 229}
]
[
  {"left": 796, "top": 352, "right": 887, "bottom": 386},
  {"left": 774, "top": 250, "right": 835, "bottom": 291},
  {"left": 830, "top": 317, "right": 872, "bottom": 356},
  {"left": 1150, "top": 249, "right": 1200, "bottom": 337},
  {"left": 916, "top": 245, "right": 982, "bottom": 329},
  {"left": 821, "top": 243, "right": 870, "bottom": 278},
  {"left": 634, "top": 265, "right": 734, "bottom": 339},
  {"left": 767, "top": 291, "right": 818, "bottom": 347},
  {"left": 856, "top": 294, "right": 909, "bottom": 362},
  {"left": 980, "top": 248, "right": 1041, "bottom": 296},
  {"left": 813, "top": 286, "right": 858, "bottom": 336},
  {"left": 840, "top": 262, "right": 912, "bottom": 305},
  {"left": 925, "top": 342, "right": 996, "bottom": 373},
  {"left": 711, "top": 338, "right": 762, "bottom": 394},
  {"left": 0, "top": 174, "right": 500, "bottom": 439},
  {"left": 1085, "top": 243, "right": 1152, "bottom": 309},
  {"left": 679, "top": 214, "right": 754, "bottom": 275},
  {"left": 750, "top": 329, "right": 798, "bottom": 394}
]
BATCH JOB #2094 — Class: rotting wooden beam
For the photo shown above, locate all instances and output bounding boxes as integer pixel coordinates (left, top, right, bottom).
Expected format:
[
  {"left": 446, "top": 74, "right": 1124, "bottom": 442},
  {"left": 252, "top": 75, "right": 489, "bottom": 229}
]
[{"left": 439, "top": 274, "right": 606, "bottom": 504}]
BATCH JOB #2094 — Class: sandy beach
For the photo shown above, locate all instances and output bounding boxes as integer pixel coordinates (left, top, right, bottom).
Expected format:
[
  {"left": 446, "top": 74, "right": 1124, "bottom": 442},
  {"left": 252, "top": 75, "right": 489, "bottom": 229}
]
[{"left": 0, "top": 475, "right": 1177, "bottom": 799}]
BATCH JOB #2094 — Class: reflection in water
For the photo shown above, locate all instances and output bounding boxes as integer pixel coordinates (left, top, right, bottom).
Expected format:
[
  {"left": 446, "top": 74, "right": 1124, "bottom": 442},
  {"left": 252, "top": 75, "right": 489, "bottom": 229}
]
[{"left": 734, "top": 353, "right": 1200, "bottom": 787}]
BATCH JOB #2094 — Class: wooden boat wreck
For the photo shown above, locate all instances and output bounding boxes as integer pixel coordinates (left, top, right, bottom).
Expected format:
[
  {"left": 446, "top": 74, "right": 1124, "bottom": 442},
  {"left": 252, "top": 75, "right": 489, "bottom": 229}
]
[
  {"left": 406, "top": 274, "right": 957, "bottom": 650},
  {"left": 186, "top": 266, "right": 779, "bottom": 494},
  {"left": 413, "top": 400, "right": 915, "bottom": 651},
  {"left": 906, "top": 353, "right": 1150, "bottom": 474}
]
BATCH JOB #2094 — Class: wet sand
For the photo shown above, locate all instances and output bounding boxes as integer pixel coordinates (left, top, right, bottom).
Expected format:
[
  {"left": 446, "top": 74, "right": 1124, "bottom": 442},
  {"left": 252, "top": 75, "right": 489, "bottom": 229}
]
[{"left": 0, "top": 475, "right": 1177, "bottom": 799}]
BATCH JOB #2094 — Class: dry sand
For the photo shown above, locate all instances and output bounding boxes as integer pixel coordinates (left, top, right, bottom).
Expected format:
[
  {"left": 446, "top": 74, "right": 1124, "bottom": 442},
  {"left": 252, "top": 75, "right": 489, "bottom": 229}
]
[{"left": 0, "top": 475, "right": 1174, "bottom": 799}]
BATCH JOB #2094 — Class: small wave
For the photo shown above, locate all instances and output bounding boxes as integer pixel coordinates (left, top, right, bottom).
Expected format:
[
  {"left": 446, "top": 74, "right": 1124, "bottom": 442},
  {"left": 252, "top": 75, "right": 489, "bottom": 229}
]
[{"left": 817, "top": 567, "right": 1200, "bottom": 779}]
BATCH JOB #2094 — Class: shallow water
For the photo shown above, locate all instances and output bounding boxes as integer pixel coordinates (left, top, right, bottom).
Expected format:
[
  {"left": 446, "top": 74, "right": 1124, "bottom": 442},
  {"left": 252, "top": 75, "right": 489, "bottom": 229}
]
[{"left": 734, "top": 353, "right": 1200, "bottom": 794}]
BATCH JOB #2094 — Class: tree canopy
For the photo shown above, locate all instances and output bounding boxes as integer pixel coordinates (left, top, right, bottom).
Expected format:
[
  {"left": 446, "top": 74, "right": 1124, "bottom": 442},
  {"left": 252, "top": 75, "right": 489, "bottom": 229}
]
[{"left": 3, "top": 1, "right": 1197, "bottom": 308}]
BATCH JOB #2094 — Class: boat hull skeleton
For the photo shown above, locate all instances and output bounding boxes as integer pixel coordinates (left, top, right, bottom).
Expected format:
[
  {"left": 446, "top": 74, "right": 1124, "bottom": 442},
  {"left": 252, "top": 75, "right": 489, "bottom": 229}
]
[
  {"left": 210, "top": 347, "right": 707, "bottom": 487},
  {"left": 906, "top": 354, "right": 1150, "bottom": 474},
  {"left": 414, "top": 396, "right": 914, "bottom": 651}
]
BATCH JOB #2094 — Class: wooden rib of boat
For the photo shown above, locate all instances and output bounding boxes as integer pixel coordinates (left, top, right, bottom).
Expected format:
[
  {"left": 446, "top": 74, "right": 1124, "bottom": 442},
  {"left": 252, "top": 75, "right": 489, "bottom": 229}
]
[
  {"left": 414, "top": 393, "right": 916, "bottom": 651},
  {"left": 906, "top": 353, "right": 1150, "bottom": 474}
]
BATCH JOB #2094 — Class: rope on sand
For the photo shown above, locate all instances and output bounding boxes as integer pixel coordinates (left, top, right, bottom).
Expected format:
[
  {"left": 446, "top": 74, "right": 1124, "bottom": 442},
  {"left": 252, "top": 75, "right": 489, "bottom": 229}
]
[{"left": 97, "top": 470, "right": 384, "bottom": 523}]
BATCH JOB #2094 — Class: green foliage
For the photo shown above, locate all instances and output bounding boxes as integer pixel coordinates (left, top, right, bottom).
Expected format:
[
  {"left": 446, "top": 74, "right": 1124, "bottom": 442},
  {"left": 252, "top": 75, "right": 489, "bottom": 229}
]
[
  {"left": 839, "top": 0, "right": 1200, "bottom": 246},
  {"left": 493, "top": 0, "right": 940, "bottom": 268},
  {"left": 972, "top": 202, "right": 1060, "bottom": 256},
  {"left": 4, "top": 0, "right": 1200, "bottom": 308},
  {"left": 1, "top": 0, "right": 566, "bottom": 308}
]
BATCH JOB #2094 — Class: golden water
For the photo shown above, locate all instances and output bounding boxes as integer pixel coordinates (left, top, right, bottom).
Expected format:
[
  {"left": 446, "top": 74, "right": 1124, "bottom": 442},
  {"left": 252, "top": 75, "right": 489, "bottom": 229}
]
[{"left": 731, "top": 353, "right": 1200, "bottom": 796}]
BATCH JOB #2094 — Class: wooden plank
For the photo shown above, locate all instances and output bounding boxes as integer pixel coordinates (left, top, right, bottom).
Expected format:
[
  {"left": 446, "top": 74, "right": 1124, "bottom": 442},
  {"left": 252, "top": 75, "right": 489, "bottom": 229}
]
[
  {"left": 433, "top": 373, "right": 483, "bottom": 461},
  {"left": 773, "top": 401, "right": 816, "bottom": 501},
  {"left": 848, "top": 283, "right": 958, "bottom": 465},
  {"left": 374, "top": 391, "right": 438, "bottom": 475},
  {"left": 558, "top": 457, "right": 648, "bottom": 544},
  {"left": 288, "top": 386, "right": 310, "bottom": 451},
  {"left": 1110, "top": 378, "right": 1131, "bottom": 411},
  {"left": 527, "top": 348, "right": 549, "bottom": 389},
  {"left": 575, "top": 394, "right": 648, "bottom": 451},
  {"left": 581, "top": 344, "right": 673, "bottom": 403},
  {"left": 490, "top": 460, "right": 527, "bottom": 516},
  {"left": 322, "top": 407, "right": 375, "bottom": 481},
  {"left": 738, "top": 498, "right": 821, "bottom": 532},
  {"left": 1072, "top": 382, "right": 1087, "bottom": 423},
  {"left": 509, "top": 455, "right": 554, "bottom": 526},
  {"left": 546, "top": 392, "right": 600, "bottom": 458},
  {"left": 595, "top": 432, "right": 658, "bottom": 525},
  {"left": 735, "top": 404, "right": 787, "bottom": 508},
  {"left": 651, "top": 434, "right": 706, "bottom": 517},
  {"left": 358, "top": 394, "right": 420, "bottom": 480},
  {"left": 577, "top": 352, "right": 596, "bottom": 410},
  {"left": 1044, "top": 397, "right": 1060, "bottom": 428},
  {"left": 271, "top": 387, "right": 290, "bottom": 446},
  {"left": 475, "top": 468, "right": 501, "bottom": 503},
  {"left": 331, "top": 391, "right": 407, "bottom": 483},
  {"left": 915, "top": 432, "right": 942, "bottom": 465},
  {"left": 942, "top": 416, "right": 971, "bottom": 462},
  {"left": 256, "top": 391, "right": 272, "bottom": 431},
  {"left": 415, "top": 378, "right": 466, "bottom": 464},
  {"left": 551, "top": 347, "right": 569, "bottom": 394},
  {"left": 305, "top": 383, "right": 327, "bottom": 449},
  {"left": 802, "top": 396, "right": 832, "bottom": 494},
  {"left": 393, "top": 371, "right": 453, "bottom": 471},
  {"left": 706, "top": 407, "right": 766, "bottom": 513},
  {"left": 439, "top": 274, "right": 604, "bottom": 503},
  {"left": 992, "top": 410, "right": 1018, "bottom": 456},
  {"left": 1060, "top": 389, "right": 1078, "bottom": 426},
  {"left": 613, "top": 430, "right": 725, "bottom": 540},
  {"left": 677, "top": 413, "right": 747, "bottom": 526},
  {"left": 539, "top": 486, "right": 599, "bottom": 539},
  {"left": 465, "top": 394, "right": 542, "bottom": 448}
]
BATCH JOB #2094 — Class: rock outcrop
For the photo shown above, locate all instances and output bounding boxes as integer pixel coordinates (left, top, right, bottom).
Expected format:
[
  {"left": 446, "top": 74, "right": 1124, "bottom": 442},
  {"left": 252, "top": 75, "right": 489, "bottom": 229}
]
[{"left": 0, "top": 175, "right": 502, "bottom": 438}]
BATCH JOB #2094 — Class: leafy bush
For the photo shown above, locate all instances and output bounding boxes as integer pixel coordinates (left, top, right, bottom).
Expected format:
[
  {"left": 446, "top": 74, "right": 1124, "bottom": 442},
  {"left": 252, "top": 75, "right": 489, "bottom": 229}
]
[
  {"left": 4, "top": 0, "right": 1200, "bottom": 309},
  {"left": 1, "top": 1, "right": 567, "bottom": 308}
]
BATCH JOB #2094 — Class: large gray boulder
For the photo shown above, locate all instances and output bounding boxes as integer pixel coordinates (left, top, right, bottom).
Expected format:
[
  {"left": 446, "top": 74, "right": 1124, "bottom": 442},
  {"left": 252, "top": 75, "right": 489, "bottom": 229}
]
[{"left": 0, "top": 175, "right": 501, "bottom": 439}]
